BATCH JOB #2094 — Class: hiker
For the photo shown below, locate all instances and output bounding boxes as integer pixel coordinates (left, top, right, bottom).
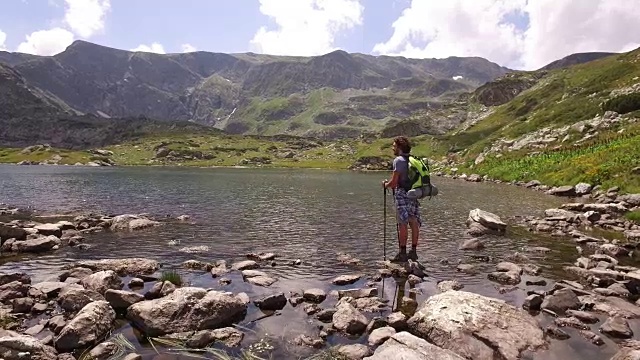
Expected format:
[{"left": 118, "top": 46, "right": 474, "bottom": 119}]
[{"left": 382, "top": 136, "right": 423, "bottom": 262}]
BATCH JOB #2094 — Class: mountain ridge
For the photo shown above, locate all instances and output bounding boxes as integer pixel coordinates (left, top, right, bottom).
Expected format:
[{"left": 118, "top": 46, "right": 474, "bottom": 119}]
[{"left": 0, "top": 40, "right": 513, "bottom": 138}]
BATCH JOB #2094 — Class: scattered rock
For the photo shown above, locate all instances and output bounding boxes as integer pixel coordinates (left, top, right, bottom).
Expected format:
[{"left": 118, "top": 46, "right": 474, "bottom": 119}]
[
  {"left": 541, "top": 288, "right": 580, "bottom": 314},
  {"left": 436, "top": 280, "right": 464, "bottom": 292},
  {"left": 70, "top": 258, "right": 159, "bottom": 275}
]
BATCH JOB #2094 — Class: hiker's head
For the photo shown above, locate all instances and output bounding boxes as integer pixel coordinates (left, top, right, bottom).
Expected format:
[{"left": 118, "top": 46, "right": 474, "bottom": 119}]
[{"left": 393, "top": 136, "right": 411, "bottom": 155}]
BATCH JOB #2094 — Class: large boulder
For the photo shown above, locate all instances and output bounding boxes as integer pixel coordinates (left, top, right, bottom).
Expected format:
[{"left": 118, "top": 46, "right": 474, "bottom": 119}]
[
  {"left": 407, "top": 290, "right": 546, "bottom": 360},
  {"left": 465, "top": 209, "right": 507, "bottom": 237},
  {"left": 0, "top": 330, "right": 58, "bottom": 360},
  {"left": 364, "top": 331, "right": 464, "bottom": 360},
  {"left": 126, "top": 287, "right": 247, "bottom": 337},
  {"left": 54, "top": 301, "right": 115, "bottom": 352}
]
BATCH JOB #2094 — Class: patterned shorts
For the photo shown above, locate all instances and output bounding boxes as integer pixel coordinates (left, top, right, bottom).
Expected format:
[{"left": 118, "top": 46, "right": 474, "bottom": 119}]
[{"left": 394, "top": 188, "right": 422, "bottom": 227}]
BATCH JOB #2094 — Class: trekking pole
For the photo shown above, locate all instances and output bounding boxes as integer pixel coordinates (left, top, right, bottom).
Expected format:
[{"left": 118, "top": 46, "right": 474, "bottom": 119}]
[{"left": 383, "top": 186, "right": 387, "bottom": 261}]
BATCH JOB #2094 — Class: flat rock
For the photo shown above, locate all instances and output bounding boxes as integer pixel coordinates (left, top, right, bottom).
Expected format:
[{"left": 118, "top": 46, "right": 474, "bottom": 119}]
[
  {"left": 245, "top": 275, "right": 277, "bottom": 287},
  {"left": 11, "top": 236, "right": 59, "bottom": 253},
  {"left": 71, "top": 258, "right": 159, "bottom": 275},
  {"left": 160, "top": 327, "right": 244, "bottom": 348},
  {"left": 34, "top": 224, "right": 63, "bottom": 237},
  {"left": 231, "top": 260, "right": 259, "bottom": 271},
  {"left": 436, "top": 280, "right": 464, "bottom": 292},
  {"left": 364, "top": 331, "right": 465, "bottom": 360},
  {"left": 332, "top": 274, "right": 362, "bottom": 286},
  {"left": 110, "top": 214, "right": 161, "bottom": 231},
  {"left": 57, "top": 285, "right": 105, "bottom": 313},
  {"left": 407, "top": 290, "right": 546, "bottom": 360}
]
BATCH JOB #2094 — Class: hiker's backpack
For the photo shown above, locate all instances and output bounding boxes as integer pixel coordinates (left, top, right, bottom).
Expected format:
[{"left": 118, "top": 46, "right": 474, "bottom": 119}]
[{"left": 403, "top": 155, "right": 437, "bottom": 199}]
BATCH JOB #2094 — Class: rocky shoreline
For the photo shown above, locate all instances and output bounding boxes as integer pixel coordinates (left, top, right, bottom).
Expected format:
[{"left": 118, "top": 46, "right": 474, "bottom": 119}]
[{"left": 1, "top": 197, "right": 640, "bottom": 359}]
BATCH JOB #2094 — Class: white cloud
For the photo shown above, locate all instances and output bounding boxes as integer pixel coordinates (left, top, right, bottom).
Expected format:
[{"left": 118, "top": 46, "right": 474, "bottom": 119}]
[
  {"left": 0, "top": 30, "right": 6, "bottom": 51},
  {"left": 250, "top": 0, "right": 364, "bottom": 56},
  {"left": 16, "top": 28, "right": 74, "bottom": 56},
  {"left": 131, "top": 43, "right": 166, "bottom": 54},
  {"left": 181, "top": 43, "right": 197, "bottom": 53},
  {"left": 374, "top": 0, "right": 640, "bottom": 70},
  {"left": 63, "top": 0, "right": 111, "bottom": 38}
]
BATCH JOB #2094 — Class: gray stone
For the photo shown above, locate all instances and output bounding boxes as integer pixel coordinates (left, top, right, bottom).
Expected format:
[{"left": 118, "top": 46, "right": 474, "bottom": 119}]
[
  {"left": 70, "top": 258, "right": 159, "bottom": 276},
  {"left": 80, "top": 270, "right": 123, "bottom": 294},
  {"left": 0, "top": 331, "right": 58, "bottom": 360},
  {"left": 364, "top": 331, "right": 464, "bottom": 360}
]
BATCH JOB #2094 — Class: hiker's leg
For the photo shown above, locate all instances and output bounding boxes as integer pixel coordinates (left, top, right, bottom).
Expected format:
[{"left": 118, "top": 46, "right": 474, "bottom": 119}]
[
  {"left": 409, "top": 217, "right": 419, "bottom": 247},
  {"left": 407, "top": 200, "right": 422, "bottom": 261},
  {"left": 398, "top": 222, "right": 408, "bottom": 247},
  {"left": 392, "top": 191, "right": 410, "bottom": 262}
]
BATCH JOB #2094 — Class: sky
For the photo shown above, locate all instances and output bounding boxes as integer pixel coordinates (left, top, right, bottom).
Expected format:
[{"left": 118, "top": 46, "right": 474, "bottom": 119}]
[{"left": 1, "top": 0, "right": 639, "bottom": 70}]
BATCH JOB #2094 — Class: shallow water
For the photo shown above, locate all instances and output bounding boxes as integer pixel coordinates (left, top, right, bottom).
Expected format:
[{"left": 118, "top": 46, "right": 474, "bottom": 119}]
[{"left": 0, "top": 164, "right": 633, "bottom": 359}]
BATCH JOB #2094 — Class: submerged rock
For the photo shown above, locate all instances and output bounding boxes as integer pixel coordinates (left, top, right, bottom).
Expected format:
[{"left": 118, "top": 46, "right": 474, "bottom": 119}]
[
  {"left": 126, "top": 287, "right": 247, "bottom": 336},
  {"left": 407, "top": 290, "right": 546, "bottom": 360}
]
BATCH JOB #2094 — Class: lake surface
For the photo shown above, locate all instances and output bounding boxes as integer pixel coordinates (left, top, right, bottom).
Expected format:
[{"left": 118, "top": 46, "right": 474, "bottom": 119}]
[{"left": 0, "top": 164, "right": 629, "bottom": 359}]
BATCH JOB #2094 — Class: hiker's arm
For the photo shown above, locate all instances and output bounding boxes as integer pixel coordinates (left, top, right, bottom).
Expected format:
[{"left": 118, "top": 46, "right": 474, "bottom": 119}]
[{"left": 383, "top": 171, "right": 400, "bottom": 188}]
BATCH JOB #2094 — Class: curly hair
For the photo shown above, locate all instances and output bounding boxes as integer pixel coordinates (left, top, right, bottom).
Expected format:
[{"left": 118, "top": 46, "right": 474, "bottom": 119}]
[{"left": 393, "top": 136, "right": 411, "bottom": 154}]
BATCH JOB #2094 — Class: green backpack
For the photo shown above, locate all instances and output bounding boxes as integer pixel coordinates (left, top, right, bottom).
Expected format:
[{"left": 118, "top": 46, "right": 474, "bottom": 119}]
[{"left": 403, "top": 155, "right": 438, "bottom": 199}]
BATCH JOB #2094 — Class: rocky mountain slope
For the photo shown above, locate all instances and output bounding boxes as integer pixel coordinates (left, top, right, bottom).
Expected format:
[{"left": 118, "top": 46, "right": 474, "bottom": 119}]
[
  {"left": 0, "top": 41, "right": 512, "bottom": 139},
  {"left": 0, "top": 62, "right": 215, "bottom": 149}
]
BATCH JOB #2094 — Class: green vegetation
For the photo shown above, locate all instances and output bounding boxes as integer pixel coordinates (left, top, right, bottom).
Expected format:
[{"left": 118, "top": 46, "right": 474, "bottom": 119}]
[
  {"left": 604, "top": 93, "right": 640, "bottom": 114},
  {"left": 626, "top": 210, "right": 640, "bottom": 224},
  {"left": 471, "top": 134, "right": 640, "bottom": 192},
  {"left": 160, "top": 270, "right": 183, "bottom": 286}
]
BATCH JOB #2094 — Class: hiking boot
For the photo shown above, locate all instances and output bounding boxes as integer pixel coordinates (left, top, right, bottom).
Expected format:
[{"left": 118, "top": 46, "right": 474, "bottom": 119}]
[
  {"left": 408, "top": 249, "right": 418, "bottom": 261},
  {"left": 391, "top": 251, "right": 408, "bottom": 263}
]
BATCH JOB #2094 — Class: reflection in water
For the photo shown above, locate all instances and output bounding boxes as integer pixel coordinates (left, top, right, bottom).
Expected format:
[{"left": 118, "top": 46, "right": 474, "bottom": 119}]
[{"left": 0, "top": 165, "right": 628, "bottom": 359}]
